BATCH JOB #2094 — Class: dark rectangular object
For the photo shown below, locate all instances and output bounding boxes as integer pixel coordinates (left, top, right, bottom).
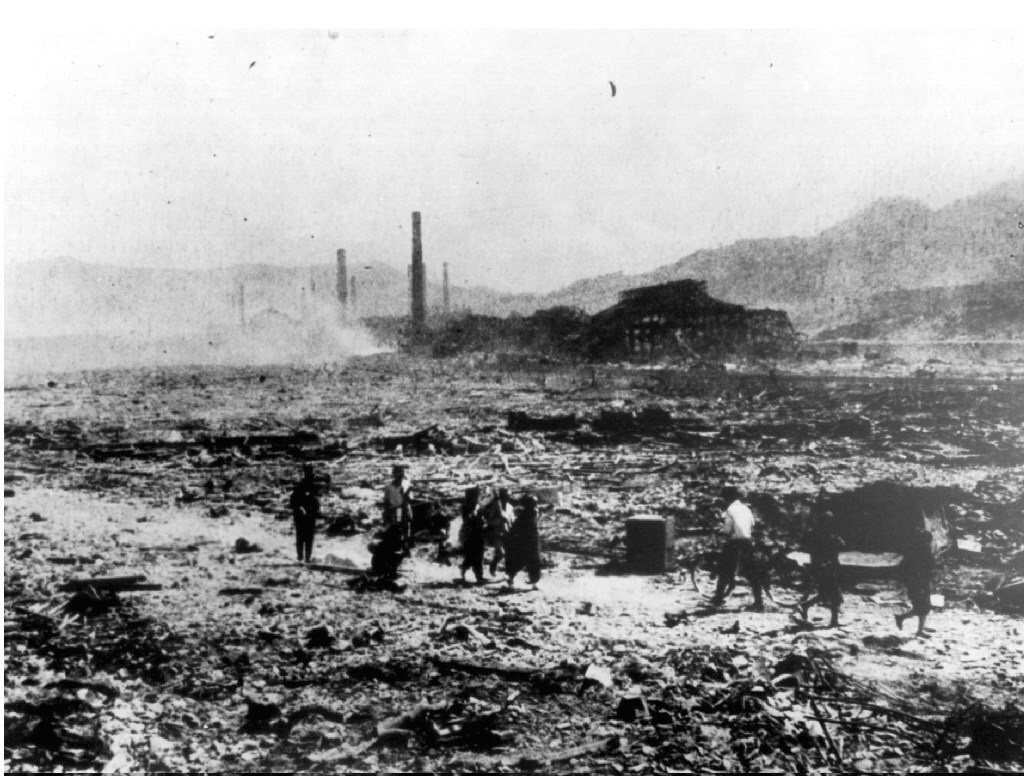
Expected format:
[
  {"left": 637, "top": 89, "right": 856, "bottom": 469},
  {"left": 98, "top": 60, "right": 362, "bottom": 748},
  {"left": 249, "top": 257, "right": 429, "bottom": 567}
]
[
  {"left": 625, "top": 515, "right": 674, "bottom": 574},
  {"left": 507, "top": 411, "right": 579, "bottom": 432}
]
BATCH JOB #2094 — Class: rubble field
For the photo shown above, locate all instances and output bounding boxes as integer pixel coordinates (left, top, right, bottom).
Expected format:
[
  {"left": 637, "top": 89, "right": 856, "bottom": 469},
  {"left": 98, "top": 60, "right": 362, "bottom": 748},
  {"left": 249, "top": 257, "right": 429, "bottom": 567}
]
[{"left": 4, "top": 354, "right": 1024, "bottom": 774}]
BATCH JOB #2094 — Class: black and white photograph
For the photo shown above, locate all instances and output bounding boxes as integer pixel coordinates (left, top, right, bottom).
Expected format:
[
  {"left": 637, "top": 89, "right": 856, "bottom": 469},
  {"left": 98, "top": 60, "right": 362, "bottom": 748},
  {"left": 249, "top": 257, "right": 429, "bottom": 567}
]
[{"left": 4, "top": 26, "right": 1024, "bottom": 773}]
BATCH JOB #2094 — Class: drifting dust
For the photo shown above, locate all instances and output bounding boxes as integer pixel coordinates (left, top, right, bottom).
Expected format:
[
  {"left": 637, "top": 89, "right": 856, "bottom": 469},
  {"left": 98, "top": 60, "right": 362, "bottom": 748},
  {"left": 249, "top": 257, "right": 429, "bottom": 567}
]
[{"left": 4, "top": 304, "right": 387, "bottom": 380}]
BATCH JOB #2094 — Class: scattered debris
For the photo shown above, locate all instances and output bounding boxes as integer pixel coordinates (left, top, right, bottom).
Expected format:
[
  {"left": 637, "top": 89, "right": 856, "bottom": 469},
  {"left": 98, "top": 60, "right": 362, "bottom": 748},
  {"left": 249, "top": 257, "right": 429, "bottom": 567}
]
[
  {"left": 584, "top": 664, "right": 614, "bottom": 689},
  {"left": 233, "top": 537, "right": 263, "bottom": 554},
  {"left": 615, "top": 693, "right": 650, "bottom": 722},
  {"left": 965, "top": 704, "right": 1024, "bottom": 763},
  {"left": 5, "top": 356, "right": 1024, "bottom": 774}
]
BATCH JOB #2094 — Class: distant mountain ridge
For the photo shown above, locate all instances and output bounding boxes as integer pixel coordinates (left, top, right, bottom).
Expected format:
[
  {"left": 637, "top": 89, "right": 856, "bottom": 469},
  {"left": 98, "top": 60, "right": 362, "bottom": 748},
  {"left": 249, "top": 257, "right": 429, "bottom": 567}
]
[
  {"left": 539, "top": 177, "right": 1024, "bottom": 332},
  {"left": 5, "top": 176, "right": 1023, "bottom": 341}
]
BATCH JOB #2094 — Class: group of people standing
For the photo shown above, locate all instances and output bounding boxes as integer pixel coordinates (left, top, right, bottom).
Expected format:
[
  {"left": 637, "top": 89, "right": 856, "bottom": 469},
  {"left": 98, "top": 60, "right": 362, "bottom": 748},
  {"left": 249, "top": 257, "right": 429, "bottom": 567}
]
[
  {"left": 292, "top": 463, "right": 543, "bottom": 588},
  {"left": 710, "top": 486, "right": 937, "bottom": 636},
  {"left": 457, "top": 485, "right": 542, "bottom": 588}
]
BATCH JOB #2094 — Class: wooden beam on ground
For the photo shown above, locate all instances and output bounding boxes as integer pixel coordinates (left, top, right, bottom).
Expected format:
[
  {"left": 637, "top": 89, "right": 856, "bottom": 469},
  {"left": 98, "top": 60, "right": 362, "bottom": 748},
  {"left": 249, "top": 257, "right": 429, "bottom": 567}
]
[
  {"left": 58, "top": 574, "right": 150, "bottom": 592},
  {"left": 303, "top": 562, "right": 366, "bottom": 576}
]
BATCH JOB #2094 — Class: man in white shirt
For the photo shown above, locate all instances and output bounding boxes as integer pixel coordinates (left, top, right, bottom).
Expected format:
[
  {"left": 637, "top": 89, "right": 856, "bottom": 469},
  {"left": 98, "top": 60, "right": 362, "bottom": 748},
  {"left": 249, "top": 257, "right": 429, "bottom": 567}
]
[{"left": 711, "top": 486, "right": 756, "bottom": 606}]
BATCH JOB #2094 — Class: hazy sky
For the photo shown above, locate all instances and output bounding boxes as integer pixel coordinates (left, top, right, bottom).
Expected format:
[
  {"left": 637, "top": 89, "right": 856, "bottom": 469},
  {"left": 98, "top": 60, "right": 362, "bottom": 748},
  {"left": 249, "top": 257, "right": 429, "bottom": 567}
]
[{"left": 6, "top": 29, "right": 1024, "bottom": 293}]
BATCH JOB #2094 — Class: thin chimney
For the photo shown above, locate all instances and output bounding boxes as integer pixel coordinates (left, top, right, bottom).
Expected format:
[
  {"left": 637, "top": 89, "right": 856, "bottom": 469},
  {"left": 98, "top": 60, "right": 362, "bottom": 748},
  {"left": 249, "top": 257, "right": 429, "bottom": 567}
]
[
  {"left": 336, "top": 249, "right": 348, "bottom": 308},
  {"left": 350, "top": 276, "right": 357, "bottom": 313},
  {"left": 410, "top": 212, "right": 426, "bottom": 332},
  {"left": 443, "top": 262, "right": 451, "bottom": 315}
]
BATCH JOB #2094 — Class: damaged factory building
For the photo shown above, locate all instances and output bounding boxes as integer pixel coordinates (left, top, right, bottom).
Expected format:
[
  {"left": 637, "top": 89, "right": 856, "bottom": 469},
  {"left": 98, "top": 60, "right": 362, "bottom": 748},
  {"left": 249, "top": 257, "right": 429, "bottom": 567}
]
[{"left": 588, "top": 279, "right": 800, "bottom": 360}]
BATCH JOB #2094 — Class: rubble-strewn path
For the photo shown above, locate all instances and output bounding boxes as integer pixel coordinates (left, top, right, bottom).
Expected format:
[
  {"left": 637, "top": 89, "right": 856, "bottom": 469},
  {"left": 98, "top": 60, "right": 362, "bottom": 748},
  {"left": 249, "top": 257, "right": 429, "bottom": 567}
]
[{"left": 5, "top": 356, "right": 1024, "bottom": 773}]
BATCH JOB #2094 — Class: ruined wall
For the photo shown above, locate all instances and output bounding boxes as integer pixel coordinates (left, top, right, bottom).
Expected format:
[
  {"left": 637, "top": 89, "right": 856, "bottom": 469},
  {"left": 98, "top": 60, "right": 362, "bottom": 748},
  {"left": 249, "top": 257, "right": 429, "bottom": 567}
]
[{"left": 587, "top": 280, "right": 799, "bottom": 361}]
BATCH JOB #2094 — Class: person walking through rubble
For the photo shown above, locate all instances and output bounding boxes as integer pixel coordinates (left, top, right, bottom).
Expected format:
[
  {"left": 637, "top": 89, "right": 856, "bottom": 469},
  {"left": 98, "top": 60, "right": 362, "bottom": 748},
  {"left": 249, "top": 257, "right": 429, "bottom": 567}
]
[
  {"left": 796, "top": 510, "right": 845, "bottom": 627},
  {"left": 710, "top": 487, "right": 755, "bottom": 607},
  {"left": 459, "top": 487, "right": 486, "bottom": 584},
  {"left": 484, "top": 487, "right": 514, "bottom": 576},
  {"left": 896, "top": 524, "right": 935, "bottom": 636},
  {"left": 505, "top": 494, "right": 542, "bottom": 589},
  {"left": 290, "top": 464, "right": 320, "bottom": 563},
  {"left": 382, "top": 465, "right": 412, "bottom": 539}
]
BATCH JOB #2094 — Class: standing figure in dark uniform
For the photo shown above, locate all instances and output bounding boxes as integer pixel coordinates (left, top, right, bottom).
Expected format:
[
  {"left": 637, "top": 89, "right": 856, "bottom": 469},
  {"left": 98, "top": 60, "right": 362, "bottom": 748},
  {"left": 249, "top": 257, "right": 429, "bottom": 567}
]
[
  {"left": 896, "top": 525, "right": 934, "bottom": 636},
  {"left": 290, "top": 464, "right": 320, "bottom": 563},
  {"left": 459, "top": 487, "right": 486, "bottom": 584},
  {"left": 484, "top": 487, "right": 514, "bottom": 576},
  {"left": 505, "top": 495, "right": 542, "bottom": 589},
  {"left": 797, "top": 510, "right": 845, "bottom": 627},
  {"left": 742, "top": 527, "right": 774, "bottom": 612}
]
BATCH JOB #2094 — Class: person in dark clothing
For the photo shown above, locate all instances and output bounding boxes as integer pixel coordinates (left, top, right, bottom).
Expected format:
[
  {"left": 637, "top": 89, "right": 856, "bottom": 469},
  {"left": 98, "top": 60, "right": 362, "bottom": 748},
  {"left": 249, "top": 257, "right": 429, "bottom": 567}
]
[
  {"left": 290, "top": 464, "right": 320, "bottom": 563},
  {"left": 896, "top": 525, "right": 934, "bottom": 636},
  {"left": 459, "top": 487, "right": 486, "bottom": 584},
  {"left": 371, "top": 522, "right": 410, "bottom": 580},
  {"left": 742, "top": 528, "right": 773, "bottom": 612},
  {"left": 484, "top": 487, "right": 513, "bottom": 576},
  {"left": 505, "top": 495, "right": 542, "bottom": 589},
  {"left": 796, "top": 510, "right": 845, "bottom": 627}
]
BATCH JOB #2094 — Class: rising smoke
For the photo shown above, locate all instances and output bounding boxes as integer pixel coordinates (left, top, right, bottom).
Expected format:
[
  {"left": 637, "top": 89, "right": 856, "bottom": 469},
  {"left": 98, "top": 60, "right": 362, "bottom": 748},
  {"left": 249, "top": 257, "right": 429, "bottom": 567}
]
[{"left": 4, "top": 297, "right": 386, "bottom": 380}]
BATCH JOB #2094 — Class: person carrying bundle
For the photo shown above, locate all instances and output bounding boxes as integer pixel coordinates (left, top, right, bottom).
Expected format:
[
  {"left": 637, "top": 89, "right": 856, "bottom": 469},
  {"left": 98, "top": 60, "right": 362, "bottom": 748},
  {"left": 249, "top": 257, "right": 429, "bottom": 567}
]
[
  {"left": 895, "top": 524, "right": 935, "bottom": 636},
  {"left": 796, "top": 510, "right": 845, "bottom": 627}
]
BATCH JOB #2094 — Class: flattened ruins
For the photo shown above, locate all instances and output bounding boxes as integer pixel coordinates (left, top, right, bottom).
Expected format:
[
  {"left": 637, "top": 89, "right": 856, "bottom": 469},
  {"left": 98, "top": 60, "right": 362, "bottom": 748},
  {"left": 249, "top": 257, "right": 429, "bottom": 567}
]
[{"left": 5, "top": 212, "right": 1024, "bottom": 774}]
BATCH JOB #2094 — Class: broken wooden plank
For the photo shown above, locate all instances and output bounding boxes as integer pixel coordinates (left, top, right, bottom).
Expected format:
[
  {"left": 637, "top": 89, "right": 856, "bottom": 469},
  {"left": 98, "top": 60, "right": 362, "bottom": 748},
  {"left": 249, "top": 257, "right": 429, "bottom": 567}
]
[
  {"left": 803, "top": 694, "right": 944, "bottom": 728},
  {"left": 377, "top": 425, "right": 440, "bottom": 452},
  {"left": 507, "top": 411, "right": 579, "bottom": 432},
  {"left": 428, "top": 656, "right": 543, "bottom": 681},
  {"left": 200, "top": 431, "right": 321, "bottom": 451},
  {"left": 303, "top": 562, "right": 366, "bottom": 576},
  {"left": 518, "top": 735, "right": 621, "bottom": 766},
  {"left": 47, "top": 678, "right": 120, "bottom": 699},
  {"left": 838, "top": 552, "right": 903, "bottom": 581},
  {"left": 996, "top": 578, "right": 1024, "bottom": 606},
  {"left": 58, "top": 574, "right": 147, "bottom": 592},
  {"left": 48, "top": 556, "right": 96, "bottom": 565}
]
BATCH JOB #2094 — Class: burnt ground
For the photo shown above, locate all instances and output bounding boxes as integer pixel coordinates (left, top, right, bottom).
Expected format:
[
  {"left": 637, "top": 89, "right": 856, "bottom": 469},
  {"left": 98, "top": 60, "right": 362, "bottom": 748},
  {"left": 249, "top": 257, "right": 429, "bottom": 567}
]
[{"left": 4, "top": 354, "right": 1024, "bottom": 774}]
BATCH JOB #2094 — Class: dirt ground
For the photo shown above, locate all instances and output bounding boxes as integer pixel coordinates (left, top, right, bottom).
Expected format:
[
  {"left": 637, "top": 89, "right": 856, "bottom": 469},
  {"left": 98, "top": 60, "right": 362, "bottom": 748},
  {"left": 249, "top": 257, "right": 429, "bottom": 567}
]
[{"left": 4, "top": 355, "right": 1024, "bottom": 773}]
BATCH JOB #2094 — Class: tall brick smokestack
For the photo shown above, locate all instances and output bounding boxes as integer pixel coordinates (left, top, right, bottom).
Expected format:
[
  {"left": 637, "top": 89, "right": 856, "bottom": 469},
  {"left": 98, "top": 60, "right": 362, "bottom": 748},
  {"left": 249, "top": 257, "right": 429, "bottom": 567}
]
[
  {"left": 336, "top": 249, "right": 348, "bottom": 309},
  {"left": 410, "top": 212, "right": 426, "bottom": 332}
]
